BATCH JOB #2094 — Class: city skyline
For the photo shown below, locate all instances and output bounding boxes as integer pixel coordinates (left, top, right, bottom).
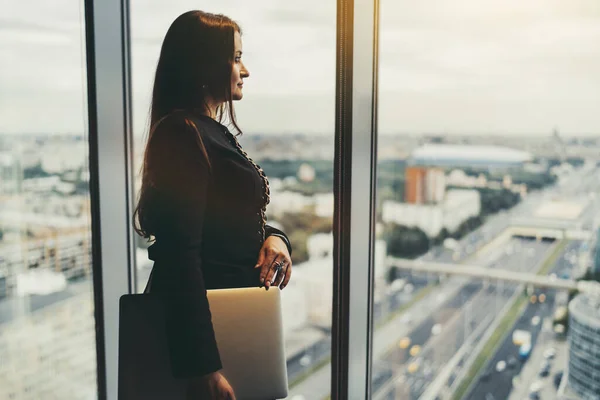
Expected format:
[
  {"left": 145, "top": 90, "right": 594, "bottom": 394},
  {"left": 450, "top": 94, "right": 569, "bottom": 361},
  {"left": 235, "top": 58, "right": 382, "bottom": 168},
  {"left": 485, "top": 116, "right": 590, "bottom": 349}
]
[{"left": 1, "top": 0, "right": 600, "bottom": 137}]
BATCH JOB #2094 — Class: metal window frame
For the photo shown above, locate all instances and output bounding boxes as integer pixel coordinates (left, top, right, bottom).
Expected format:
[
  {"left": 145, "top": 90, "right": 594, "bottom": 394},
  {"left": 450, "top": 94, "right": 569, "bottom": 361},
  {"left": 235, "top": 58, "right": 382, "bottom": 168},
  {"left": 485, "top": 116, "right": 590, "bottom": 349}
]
[
  {"left": 84, "top": 0, "right": 136, "bottom": 399},
  {"left": 332, "top": 0, "right": 380, "bottom": 399}
]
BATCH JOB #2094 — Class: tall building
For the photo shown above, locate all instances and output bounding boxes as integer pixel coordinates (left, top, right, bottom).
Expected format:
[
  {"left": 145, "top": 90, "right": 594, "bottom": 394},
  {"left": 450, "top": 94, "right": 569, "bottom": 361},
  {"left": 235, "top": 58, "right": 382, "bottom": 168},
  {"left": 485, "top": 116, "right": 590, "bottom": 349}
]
[
  {"left": 0, "top": 152, "right": 23, "bottom": 195},
  {"left": 567, "top": 294, "right": 600, "bottom": 398},
  {"left": 404, "top": 166, "right": 445, "bottom": 205},
  {"left": 593, "top": 228, "right": 600, "bottom": 275}
]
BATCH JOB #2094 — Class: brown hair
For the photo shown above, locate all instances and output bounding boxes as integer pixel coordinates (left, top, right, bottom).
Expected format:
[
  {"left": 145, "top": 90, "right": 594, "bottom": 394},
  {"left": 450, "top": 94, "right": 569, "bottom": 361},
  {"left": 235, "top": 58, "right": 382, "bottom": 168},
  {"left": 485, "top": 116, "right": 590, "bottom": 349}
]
[
  {"left": 134, "top": 10, "right": 242, "bottom": 239},
  {"left": 150, "top": 10, "right": 242, "bottom": 132}
]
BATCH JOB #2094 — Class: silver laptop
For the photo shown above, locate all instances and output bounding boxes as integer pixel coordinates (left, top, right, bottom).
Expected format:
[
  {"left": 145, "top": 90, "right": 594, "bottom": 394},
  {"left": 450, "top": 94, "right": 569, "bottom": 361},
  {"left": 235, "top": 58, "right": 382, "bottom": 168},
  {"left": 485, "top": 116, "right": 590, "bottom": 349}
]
[{"left": 118, "top": 287, "right": 288, "bottom": 400}]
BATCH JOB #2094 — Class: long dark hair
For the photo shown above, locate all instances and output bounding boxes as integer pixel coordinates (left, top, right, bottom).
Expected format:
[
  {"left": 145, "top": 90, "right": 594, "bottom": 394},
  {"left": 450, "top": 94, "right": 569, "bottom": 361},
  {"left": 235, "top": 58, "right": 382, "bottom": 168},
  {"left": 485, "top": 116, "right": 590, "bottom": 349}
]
[{"left": 134, "top": 10, "right": 242, "bottom": 239}]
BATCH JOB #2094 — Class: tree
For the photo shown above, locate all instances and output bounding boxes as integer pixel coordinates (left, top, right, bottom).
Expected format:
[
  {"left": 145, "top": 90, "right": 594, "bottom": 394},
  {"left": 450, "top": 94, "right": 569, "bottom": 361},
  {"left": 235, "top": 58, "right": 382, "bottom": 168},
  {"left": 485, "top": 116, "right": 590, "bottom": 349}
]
[
  {"left": 386, "top": 266, "right": 401, "bottom": 283},
  {"left": 432, "top": 228, "right": 449, "bottom": 246},
  {"left": 278, "top": 211, "right": 332, "bottom": 235},
  {"left": 385, "top": 224, "right": 430, "bottom": 259},
  {"left": 288, "top": 230, "right": 309, "bottom": 264}
]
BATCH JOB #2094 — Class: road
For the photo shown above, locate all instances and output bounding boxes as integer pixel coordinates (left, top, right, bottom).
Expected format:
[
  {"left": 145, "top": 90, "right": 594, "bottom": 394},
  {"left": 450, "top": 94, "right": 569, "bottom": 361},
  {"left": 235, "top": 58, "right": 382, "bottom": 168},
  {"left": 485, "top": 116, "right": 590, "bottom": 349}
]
[
  {"left": 372, "top": 238, "right": 556, "bottom": 399},
  {"left": 464, "top": 240, "right": 580, "bottom": 400}
]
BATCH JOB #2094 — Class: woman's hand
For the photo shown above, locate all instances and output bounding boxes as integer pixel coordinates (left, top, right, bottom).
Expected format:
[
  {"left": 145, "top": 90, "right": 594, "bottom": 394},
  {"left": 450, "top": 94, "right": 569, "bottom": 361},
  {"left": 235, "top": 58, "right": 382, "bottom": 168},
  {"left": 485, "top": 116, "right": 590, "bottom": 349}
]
[
  {"left": 187, "top": 371, "right": 236, "bottom": 400},
  {"left": 255, "top": 236, "right": 292, "bottom": 290}
]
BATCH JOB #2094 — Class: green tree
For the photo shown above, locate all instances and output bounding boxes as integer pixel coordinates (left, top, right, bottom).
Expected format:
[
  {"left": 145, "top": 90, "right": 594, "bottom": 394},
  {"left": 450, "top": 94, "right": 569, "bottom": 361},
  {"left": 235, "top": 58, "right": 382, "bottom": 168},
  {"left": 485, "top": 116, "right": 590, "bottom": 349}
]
[
  {"left": 288, "top": 230, "right": 309, "bottom": 264},
  {"left": 385, "top": 224, "right": 430, "bottom": 259}
]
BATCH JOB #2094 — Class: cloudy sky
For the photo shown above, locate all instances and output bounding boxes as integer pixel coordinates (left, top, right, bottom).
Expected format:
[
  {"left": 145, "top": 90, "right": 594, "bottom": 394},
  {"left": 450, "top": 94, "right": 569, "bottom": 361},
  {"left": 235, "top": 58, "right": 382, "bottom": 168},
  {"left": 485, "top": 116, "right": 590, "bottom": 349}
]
[{"left": 1, "top": 0, "right": 599, "bottom": 136}]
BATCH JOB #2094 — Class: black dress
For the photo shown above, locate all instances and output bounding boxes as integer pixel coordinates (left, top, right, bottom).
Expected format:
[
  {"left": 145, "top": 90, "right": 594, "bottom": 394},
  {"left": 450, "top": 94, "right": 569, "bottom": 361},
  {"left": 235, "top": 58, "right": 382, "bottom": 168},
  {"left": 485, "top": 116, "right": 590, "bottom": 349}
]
[{"left": 142, "top": 112, "right": 292, "bottom": 378}]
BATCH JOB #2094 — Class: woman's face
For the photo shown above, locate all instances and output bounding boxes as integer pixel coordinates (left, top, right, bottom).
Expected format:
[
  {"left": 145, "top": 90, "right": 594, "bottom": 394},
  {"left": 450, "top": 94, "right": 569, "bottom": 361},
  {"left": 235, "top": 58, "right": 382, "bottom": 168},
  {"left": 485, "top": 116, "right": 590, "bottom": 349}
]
[{"left": 231, "top": 30, "right": 249, "bottom": 101}]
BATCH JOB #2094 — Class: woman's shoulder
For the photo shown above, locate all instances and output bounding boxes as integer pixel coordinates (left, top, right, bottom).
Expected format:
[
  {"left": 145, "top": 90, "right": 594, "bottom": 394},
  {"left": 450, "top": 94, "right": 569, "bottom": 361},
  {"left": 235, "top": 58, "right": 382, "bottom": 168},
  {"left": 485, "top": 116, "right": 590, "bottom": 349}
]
[
  {"left": 154, "top": 111, "right": 219, "bottom": 134},
  {"left": 151, "top": 111, "right": 226, "bottom": 147}
]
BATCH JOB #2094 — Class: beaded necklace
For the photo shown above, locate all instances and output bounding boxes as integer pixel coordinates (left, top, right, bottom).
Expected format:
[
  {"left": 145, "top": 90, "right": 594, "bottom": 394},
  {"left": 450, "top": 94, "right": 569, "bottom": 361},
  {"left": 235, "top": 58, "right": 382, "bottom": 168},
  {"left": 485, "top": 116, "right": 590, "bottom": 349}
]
[{"left": 222, "top": 128, "right": 271, "bottom": 241}]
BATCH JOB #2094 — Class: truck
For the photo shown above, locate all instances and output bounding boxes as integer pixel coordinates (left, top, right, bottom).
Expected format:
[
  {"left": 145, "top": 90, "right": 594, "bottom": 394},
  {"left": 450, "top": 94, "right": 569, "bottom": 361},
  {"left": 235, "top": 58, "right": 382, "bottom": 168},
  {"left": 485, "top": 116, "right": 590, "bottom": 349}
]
[
  {"left": 519, "top": 342, "right": 532, "bottom": 361},
  {"left": 512, "top": 329, "right": 532, "bottom": 346}
]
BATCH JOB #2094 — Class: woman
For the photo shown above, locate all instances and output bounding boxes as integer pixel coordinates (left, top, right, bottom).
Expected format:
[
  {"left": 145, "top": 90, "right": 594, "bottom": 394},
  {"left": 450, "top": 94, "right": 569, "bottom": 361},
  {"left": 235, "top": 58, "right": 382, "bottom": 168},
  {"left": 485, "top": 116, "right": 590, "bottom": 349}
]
[{"left": 133, "top": 10, "right": 293, "bottom": 399}]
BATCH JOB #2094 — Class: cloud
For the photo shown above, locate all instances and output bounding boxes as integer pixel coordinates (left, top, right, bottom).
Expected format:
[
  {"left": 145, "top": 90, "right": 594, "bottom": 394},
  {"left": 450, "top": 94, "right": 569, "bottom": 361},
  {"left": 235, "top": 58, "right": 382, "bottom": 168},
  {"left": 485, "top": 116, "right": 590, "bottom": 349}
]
[{"left": 1, "top": 0, "right": 600, "bottom": 136}]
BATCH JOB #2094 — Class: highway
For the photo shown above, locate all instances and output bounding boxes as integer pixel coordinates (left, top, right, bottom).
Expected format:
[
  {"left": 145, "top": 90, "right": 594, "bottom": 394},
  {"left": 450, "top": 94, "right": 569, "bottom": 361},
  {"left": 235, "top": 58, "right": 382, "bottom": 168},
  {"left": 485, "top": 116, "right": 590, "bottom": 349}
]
[
  {"left": 465, "top": 240, "right": 580, "bottom": 400},
  {"left": 372, "top": 238, "right": 556, "bottom": 399}
]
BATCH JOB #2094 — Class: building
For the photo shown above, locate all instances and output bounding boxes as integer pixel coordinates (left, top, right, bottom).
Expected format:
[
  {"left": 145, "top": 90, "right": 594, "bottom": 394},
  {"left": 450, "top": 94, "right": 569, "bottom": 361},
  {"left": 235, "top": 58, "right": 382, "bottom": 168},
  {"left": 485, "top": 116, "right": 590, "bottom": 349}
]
[
  {"left": 382, "top": 189, "right": 481, "bottom": 238},
  {"left": 266, "top": 190, "right": 334, "bottom": 219},
  {"left": 567, "top": 294, "right": 600, "bottom": 398},
  {"left": 404, "top": 166, "right": 445, "bottom": 204},
  {"left": 286, "top": 237, "right": 388, "bottom": 329},
  {"left": 0, "top": 152, "right": 23, "bottom": 195},
  {"left": 410, "top": 144, "right": 533, "bottom": 169},
  {"left": 593, "top": 228, "right": 600, "bottom": 275}
]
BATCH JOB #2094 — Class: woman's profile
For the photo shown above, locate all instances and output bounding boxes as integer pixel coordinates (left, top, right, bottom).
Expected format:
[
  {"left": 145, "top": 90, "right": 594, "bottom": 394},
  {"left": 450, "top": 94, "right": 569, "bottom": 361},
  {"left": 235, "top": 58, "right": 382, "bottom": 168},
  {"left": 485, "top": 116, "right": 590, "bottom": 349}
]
[{"left": 133, "top": 10, "right": 293, "bottom": 399}]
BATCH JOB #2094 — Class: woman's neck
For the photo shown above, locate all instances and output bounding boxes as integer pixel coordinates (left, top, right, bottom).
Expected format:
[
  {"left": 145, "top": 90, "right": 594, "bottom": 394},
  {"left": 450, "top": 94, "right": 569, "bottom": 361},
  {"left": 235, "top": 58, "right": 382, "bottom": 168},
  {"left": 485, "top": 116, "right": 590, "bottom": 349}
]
[{"left": 204, "top": 96, "right": 221, "bottom": 119}]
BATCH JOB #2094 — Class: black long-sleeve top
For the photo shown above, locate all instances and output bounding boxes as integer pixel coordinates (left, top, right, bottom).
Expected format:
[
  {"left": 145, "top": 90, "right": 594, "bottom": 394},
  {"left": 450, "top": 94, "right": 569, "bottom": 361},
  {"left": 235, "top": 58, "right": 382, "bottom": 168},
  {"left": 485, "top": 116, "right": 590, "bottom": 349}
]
[{"left": 142, "top": 111, "right": 291, "bottom": 378}]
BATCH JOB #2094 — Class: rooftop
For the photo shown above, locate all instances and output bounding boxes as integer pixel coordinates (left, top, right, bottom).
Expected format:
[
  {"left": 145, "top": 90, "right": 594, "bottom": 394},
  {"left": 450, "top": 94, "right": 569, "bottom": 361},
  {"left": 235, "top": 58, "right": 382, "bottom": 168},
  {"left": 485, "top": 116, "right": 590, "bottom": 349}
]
[
  {"left": 534, "top": 199, "right": 586, "bottom": 221},
  {"left": 411, "top": 144, "right": 532, "bottom": 167},
  {"left": 569, "top": 294, "right": 600, "bottom": 329}
]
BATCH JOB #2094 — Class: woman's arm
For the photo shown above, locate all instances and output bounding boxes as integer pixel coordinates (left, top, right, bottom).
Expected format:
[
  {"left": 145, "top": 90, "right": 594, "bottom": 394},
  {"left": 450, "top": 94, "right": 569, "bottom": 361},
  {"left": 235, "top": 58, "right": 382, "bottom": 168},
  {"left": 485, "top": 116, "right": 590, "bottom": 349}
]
[
  {"left": 148, "top": 115, "right": 221, "bottom": 378},
  {"left": 264, "top": 224, "right": 292, "bottom": 256}
]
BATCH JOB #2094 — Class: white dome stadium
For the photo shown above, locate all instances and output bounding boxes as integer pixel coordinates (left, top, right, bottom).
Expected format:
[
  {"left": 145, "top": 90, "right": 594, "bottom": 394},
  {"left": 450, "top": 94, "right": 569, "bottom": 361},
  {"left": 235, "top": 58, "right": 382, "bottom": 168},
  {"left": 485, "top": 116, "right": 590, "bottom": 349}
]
[{"left": 411, "top": 144, "right": 532, "bottom": 167}]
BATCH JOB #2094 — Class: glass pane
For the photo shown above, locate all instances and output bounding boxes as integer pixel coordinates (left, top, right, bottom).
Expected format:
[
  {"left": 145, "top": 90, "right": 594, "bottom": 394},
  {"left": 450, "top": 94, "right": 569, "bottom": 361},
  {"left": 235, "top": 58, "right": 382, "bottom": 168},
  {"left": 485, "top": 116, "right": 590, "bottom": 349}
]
[
  {"left": 0, "top": 3, "right": 97, "bottom": 400},
  {"left": 130, "top": 2, "right": 335, "bottom": 397},
  {"left": 373, "top": 1, "right": 600, "bottom": 399}
]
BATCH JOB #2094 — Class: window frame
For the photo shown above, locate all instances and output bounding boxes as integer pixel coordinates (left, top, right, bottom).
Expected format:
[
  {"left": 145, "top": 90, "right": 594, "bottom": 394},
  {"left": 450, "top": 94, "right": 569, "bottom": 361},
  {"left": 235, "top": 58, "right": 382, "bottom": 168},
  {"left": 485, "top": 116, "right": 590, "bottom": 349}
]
[
  {"left": 331, "top": 0, "right": 380, "bottom": 398},
  {"left": 84, "top": 0, "right": 136, "bottom": 398}
]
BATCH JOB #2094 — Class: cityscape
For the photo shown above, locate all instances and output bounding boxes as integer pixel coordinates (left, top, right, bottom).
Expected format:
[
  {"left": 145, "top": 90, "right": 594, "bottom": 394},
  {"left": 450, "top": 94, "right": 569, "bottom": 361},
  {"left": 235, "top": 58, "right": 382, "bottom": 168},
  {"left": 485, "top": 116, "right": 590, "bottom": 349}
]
[
  {"left": 1, "top": 130, "right": 599, "bottom": 399},
  {"left": 3, "top": 1, "right": 600, "bottom": 399}
]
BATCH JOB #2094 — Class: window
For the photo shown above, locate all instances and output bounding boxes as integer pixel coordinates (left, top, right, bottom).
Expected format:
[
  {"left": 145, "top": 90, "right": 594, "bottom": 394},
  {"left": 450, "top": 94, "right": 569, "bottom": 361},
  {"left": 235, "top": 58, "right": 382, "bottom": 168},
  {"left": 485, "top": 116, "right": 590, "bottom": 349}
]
[
  {"left": 130, "top": 2, "right": 336, "bottom": 396},
  {"left": 373, "top": 1, "right": 600, "bottom": 399},
  {"left": 0, "top": 2, "right": 97, "bottom": 399}
]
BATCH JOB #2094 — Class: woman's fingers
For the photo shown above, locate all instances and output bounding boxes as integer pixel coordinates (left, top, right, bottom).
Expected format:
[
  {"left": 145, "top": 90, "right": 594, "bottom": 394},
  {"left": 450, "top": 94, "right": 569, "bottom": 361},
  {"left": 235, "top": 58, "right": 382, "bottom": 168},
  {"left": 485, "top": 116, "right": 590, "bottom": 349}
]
[
  {"left": 257, "top": 249, "right": 276, "bottom": 287},
  {"left": 255, "top": 245, "right": 292, "bottom": 290},
  {"left": 264, "top": 257, "right": 281, "bottom": 289},
  {"left": 273, "top": 261, "right": 286, "bottom": 287},
  {"left": 265, "top": 257, "right": 291, "bottom": 290},
  {"left": 280, "top": 263, "right": 292, "bottom": 290}
]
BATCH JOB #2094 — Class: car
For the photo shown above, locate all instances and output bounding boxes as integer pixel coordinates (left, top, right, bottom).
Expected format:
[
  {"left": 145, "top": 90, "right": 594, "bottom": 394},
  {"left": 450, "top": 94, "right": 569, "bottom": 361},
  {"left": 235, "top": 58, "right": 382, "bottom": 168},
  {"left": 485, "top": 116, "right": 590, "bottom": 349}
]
[
  {"left": 431, "top": 323, "right": 442, "bottom": 336},
  {"left": 507, "top": 356, "right": 518, "bottom": 369},
  {"left": 554, "top": 370, "right": 564, "bottom": 389},
  {"left": 407, "top": 361, "right": 420, "bottom": 374},
  {"left": 398, "top": 337, "right": 411, "bottom": 349},
  {"left": 519, "top": 342, "right": 532, "bottom": 360},
  {"left": 538, "top": 293, "right": 546, "bottom": 303},
  {"left": 299, "top": 354, "right": 311, "bottom": 367},
  {"left": 529, "top": 380, "right": 544, "bottom": 398},
  {"left": 529, "top": 392, "right": 540, "bottom": 400},
  {"left": 530, "top": 380, "right": 544, "bottom": 391},
  {"left": 409, "top": 345, "right": 421, "bottom": 357},
  {"left": 539, "top": 362, "right": 551, "bottom": 377},
  {"left": 480, "top": 371, "right": 492, "bottom": 382},
  {"left": 531, "top": 316, "right": 541, "bottom": 326},
  {"left": 543, "top": 347, "right": 556, "bottom": 359},
  {"left": 496, "top": 360, "right": 507, "bottom": 372}
]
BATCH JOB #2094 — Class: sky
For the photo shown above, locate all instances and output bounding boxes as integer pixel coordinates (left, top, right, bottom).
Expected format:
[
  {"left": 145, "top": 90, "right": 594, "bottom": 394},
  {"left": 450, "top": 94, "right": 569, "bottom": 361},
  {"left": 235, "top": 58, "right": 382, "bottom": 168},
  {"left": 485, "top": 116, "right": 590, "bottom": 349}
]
[{"left": 1, "top": 0, "right": 600, "bottom": 136}]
